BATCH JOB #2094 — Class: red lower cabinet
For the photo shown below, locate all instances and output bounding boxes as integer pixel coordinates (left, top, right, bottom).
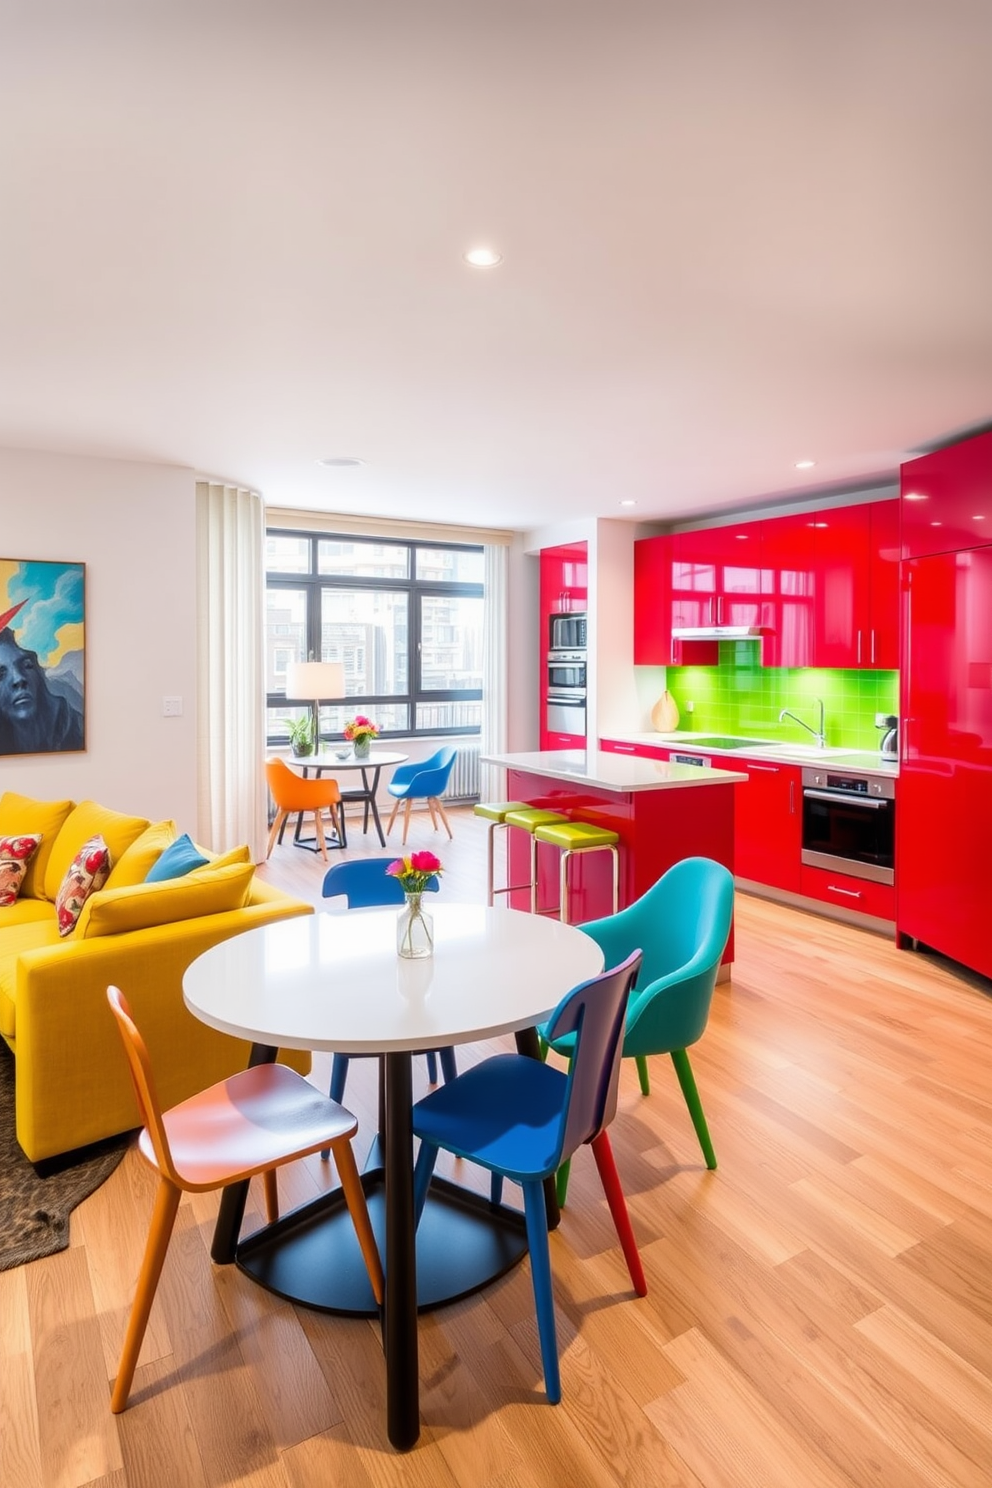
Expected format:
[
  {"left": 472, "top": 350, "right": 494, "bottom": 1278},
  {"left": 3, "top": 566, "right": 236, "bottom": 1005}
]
[
  {"left": 800, "top": 864, "right": 895, "bottom": 922},
  {"left": 733, "top": 758, "right": 802, "bottom": 893},
  {"left": 599, "top": 739, "right": 670, "bottom": 760},
  {"left": 545, "top": 731, "right": 585, "bottom": 750}
]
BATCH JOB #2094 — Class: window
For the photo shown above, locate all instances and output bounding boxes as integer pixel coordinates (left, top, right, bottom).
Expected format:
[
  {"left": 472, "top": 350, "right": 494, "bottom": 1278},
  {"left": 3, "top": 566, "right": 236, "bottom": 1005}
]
[{"left": 265, "top": 530, "right": 484, "bottom": 746}]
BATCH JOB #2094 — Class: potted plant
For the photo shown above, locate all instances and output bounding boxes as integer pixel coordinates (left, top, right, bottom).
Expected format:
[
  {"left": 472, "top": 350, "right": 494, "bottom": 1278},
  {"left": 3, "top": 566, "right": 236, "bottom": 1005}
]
[{"left": 284, "top": 713, "right": 315, "bottom": 758}]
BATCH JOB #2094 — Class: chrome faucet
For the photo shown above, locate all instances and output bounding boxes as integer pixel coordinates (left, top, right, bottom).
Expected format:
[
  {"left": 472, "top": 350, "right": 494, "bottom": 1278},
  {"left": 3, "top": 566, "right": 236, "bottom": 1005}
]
[{"left": 778, "top": 697, "right": 826, "bottom": 749}]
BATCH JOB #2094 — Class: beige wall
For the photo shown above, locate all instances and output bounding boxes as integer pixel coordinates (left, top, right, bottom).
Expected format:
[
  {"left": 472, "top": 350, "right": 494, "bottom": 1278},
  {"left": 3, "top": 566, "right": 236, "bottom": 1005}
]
[{"left": 0, "top": 447, "right": 198, "bottom": 825}]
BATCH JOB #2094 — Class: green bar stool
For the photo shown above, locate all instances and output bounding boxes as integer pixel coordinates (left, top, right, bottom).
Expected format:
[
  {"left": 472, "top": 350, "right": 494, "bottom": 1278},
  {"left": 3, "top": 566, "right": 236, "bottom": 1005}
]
[
  {"left": 532, "top": 820, "right": 621, "bottom": 923},
  {"left": 473, "top": 801, "right": 530, "bottom": 906},
  {"left": 501, "top": 806, "right": 570, "bottom": 913}
]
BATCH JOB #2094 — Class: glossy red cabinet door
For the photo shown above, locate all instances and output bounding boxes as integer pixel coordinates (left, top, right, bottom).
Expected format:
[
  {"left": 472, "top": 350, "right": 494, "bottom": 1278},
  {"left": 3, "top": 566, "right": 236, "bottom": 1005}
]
[
  {"left": 673, "top": 522, "right": 762, "bottom": 630},
  {"left": 633, "top": 535, "right": 674, "bottom": 664},
  {"left": 758, "top": 512, "right": 814, "bottom": 668},
  {"left": 733, "top": 756, "right": 802, "bottom": 892},
  {"left": 901, "top": 430, "right": 992, "bottom": 559},
  {"left": 869, "top": 498, "right": 900, "bottom": 669},
  {"left": 898, "top": 546, "right": 992, "bottom": 979},
  {"left": 811, "top": 504, "right": 872, "bottom": 668},
  {"left": 540, "top": 541, "right": 588, "bottom": 749}
]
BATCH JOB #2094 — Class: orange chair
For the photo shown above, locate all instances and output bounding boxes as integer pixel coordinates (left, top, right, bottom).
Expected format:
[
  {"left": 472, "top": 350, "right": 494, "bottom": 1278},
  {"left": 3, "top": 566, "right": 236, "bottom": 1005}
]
[
  {"left": 106, "top": 985, "right": 383, "bottom": 1413},
  {"left": 265, "top": 756, "right": 343, "bottom": 862}
]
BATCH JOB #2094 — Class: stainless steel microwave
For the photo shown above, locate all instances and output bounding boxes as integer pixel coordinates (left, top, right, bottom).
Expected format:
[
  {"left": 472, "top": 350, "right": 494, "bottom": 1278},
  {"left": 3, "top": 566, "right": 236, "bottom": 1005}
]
[{"left": 549, "top": 612, "right": 587, "bottom": 650}]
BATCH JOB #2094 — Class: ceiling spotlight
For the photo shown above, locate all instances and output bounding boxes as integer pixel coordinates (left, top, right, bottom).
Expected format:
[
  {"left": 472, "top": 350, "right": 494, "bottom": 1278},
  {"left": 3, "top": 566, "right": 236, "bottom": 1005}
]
[
  {"left": 619, "top": 500, "right": 637, "bottom": 508},
  {"left": 463, "top": 246, "right": 503, "bottom": 268},
  {"left": 318, "top": 457, "right": 365, "bottom": 468},
  {"left": 794, "top": 459, "right": 816, "bottom": 470}
]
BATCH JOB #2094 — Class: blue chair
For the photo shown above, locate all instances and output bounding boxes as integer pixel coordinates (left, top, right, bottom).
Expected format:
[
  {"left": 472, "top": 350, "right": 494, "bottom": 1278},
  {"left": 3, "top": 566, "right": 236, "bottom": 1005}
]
[
  {"left": 320, "top": 858, "right": 455, "bottom": 1105},
  {"left": 411, "top": 951, "right": 646, "bottom": 1404},
  {"left": 385, "top": 746, "right": 458, "bottom": 846},
  {"left": 542, "top": 856, "right": 734, "bottom": 1202}
]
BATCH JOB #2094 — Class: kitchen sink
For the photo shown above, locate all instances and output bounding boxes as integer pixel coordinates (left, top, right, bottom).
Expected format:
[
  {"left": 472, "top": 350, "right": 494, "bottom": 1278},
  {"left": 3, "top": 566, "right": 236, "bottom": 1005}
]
[{"left": 769, "top": 744, "right": 858, "bottom": 759}]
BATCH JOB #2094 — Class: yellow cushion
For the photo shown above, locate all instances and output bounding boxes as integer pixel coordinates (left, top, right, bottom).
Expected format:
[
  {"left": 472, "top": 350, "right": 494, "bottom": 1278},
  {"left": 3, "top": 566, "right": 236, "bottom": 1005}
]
[
  {"left": 0, "top": 898, "right": 54, "bottom": 927},
  {"left": 0, "top": 793, "right": 75, "bottom": 900},
  {"left": 76, "top": 861, "right": 256, "bottom": 939},
  {"left": 44, "top": 801, "right": 150, "bottom": 902},
  {"left": 199, "top": 843, "right": 253, "bottom": 871},
  {"left": 105, "top": 820, "right": 178, "bottom": 889},
  {"left": 0, "top": 920, "right": 63, "bottom": 1037}
]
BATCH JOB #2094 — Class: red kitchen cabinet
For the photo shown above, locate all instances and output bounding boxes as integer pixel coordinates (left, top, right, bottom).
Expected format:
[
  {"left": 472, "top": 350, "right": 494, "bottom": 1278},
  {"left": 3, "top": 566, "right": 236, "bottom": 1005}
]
[
  {"left": 758, "top": 511, "right": 815, "bottom": 668},
  {"left": 672, "top": 520, "right": 762, "bottom": 631},
  {"left": 898, "top": 544, "right": 992, "bottom": 979},
  {"left": 733, "top": 756, "right": 802, "bottom": 892},
  {"left": 599, "top": 738, "right": 670, "bottom": 759},
  {"left": 810, "top": 500, "right": 899, "bottom": 669},
  {"left": 901, "top": 429, "right": 992, "bottom": 560},
  {"left": 540, "top": 541, "right": 588, "bottom": 749},
  {"left": 800, "top": 864, "right": 895, "bottom": 922},
  {"left": 633, "top": 535, "right": 674, "bottom": 664}
]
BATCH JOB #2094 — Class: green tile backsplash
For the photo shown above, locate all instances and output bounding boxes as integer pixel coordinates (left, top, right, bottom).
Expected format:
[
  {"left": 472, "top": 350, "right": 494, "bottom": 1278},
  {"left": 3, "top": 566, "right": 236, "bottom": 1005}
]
[{"left": 667, "top": 641, "right": 898, "bottom": 751}]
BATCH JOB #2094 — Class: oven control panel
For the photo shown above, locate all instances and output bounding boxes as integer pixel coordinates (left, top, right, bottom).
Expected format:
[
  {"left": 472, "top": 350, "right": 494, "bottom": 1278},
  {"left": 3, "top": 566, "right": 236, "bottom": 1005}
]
[{"left": 803, "top": 769, "right": 893, "bottom": 798}]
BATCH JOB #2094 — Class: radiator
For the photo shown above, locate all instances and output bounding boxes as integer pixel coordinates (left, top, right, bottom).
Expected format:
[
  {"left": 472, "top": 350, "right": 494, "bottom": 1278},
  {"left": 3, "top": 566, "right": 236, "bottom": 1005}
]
[{"left": 442, "top": 743, "right": 481, "bottom": 801}]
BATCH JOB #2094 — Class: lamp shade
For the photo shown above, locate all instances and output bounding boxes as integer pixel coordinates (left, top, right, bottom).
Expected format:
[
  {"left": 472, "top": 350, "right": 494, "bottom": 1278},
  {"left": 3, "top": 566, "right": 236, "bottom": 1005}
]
[{"left": 285, "top": 660, "right": 345, "bottom": 701}]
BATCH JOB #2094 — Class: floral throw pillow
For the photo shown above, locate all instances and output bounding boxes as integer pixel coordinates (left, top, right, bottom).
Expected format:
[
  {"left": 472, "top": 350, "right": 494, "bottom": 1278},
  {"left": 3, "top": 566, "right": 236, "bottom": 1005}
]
[
  {"left": 0, "top": 833, "right": 43, "bottom": 907},
  {"left": 55, "top": 835, "right": 112, "bottom": 937}
]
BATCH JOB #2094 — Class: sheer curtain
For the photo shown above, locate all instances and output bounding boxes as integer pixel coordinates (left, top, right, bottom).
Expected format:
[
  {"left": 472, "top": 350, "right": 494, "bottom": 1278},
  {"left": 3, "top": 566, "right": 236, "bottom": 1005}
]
[
  {"left": 479, "top": 543, "right": 509, "bottom": 803},
  {"left": 195, "top": 482, "right": 267, "bottom": 858}
]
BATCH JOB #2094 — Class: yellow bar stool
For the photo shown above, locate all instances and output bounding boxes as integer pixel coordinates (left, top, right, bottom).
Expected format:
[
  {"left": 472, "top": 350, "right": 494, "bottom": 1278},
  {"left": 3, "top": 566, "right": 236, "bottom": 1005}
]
[
  {"left": 473, "top": 801, "right": 530, "bottom": 906},
  {"left": 501, "top": 806, "right": 570, "bottom": 912},
  {"left": 531, "top": 819, "right": 621, "bottom": 923}
]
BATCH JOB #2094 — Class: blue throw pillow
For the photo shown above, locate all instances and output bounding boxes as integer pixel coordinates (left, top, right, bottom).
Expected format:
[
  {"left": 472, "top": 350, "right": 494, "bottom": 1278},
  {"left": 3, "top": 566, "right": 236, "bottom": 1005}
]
[{"left": 145, "top": 832, "right": 209, "bottom": 883}]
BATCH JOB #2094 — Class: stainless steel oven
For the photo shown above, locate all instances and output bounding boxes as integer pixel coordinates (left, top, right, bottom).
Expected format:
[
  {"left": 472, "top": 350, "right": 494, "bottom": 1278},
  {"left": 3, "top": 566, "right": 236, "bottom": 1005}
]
[
  {"left": 546, "top": 691, "right": 587, "bottom": 737},
  {"left": 547, "top": 650, "right": 587, "bottom": 692},
  {"left": 801, "top": 767, "right": 895, "bottom": 884}
]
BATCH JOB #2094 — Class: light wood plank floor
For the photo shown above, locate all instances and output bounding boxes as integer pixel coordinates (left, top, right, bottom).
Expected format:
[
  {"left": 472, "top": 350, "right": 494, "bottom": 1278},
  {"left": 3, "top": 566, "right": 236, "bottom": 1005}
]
[{"left": 5, "top": 807, "right": 991, "bottom": 1487}]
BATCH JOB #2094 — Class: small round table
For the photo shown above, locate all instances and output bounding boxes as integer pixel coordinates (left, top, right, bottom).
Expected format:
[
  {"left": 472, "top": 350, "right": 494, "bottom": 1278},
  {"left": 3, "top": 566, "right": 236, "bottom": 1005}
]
[
  {"left": 184, "top": 905, "right": 603, "bottom": 1451},
  {"left": 286, "top": 749, "right": 409, "bottom": 849}
]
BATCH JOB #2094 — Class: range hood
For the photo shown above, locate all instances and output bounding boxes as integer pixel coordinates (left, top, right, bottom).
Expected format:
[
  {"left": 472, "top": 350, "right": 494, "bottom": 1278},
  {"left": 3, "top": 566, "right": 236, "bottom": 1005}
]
[{"left": 671, "top": 625, "right": 766, "bottom": 640}]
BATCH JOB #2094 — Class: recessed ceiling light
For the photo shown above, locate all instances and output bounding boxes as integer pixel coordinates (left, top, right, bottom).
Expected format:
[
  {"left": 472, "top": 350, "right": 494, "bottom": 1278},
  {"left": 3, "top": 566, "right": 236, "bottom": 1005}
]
[
  {"left": 463, "top": 246, "right": 503, "bottom": 267},
  {"left": 619, "top": 500, "right": 637, "bottom": 508},
  {"left": 795, "top": 459, "right": 816, "bottom": 470},
  {"left": 904, "top": 491, "right": 928, "bottom": 501},
  {"left": 317, "top": 457, "right": 365, "bottom": 468}
]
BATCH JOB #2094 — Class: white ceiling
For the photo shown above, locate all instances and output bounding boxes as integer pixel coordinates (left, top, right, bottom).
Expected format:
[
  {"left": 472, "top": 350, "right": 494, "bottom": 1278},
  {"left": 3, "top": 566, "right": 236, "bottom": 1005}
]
[{"left": 3, "top": 1, "right": 992, "bottom": 532}]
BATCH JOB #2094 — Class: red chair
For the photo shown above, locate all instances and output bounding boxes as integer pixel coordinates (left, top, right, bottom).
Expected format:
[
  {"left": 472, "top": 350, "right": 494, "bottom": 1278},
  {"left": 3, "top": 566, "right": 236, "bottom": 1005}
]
[
  {"left": 106, "top": 985, "right": 383, "bottom": 1413},
  {"left": 265, "top": 756, "right": 343, "bottom": 862}
]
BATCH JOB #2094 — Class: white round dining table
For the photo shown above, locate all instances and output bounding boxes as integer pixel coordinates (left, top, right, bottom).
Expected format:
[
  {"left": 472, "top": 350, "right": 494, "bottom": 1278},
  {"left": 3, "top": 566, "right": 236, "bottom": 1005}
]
[{"left": 183, "top": 904, "right": 604, "bottom": 1452}]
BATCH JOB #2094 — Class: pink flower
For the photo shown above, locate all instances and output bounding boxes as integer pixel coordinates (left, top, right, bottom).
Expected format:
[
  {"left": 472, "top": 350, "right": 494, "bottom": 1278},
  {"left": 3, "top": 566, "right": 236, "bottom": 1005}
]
[{"left": 410, "top": 851, "right": 441, "bottom": 873}]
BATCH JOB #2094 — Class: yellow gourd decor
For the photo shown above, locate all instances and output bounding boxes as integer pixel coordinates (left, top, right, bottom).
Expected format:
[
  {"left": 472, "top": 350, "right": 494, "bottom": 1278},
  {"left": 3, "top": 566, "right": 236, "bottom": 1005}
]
[{"left": 651, "top": 690, "right": 680, "bottom": 733}]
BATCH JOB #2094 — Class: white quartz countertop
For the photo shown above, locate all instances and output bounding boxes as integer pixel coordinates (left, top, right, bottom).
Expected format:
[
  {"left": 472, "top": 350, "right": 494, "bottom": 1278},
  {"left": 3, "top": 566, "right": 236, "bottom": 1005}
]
[
  {"left": 481, "top": 749, "right": 747, "bottom": 793},
  {"left": 607, "top": 732, "right": 899, "bottom": 779}
]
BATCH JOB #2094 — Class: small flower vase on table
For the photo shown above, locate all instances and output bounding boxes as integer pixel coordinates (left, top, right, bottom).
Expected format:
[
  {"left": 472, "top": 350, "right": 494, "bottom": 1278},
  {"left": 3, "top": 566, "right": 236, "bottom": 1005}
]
[
  {"left": 344, "top": 714, "right": 379, "bottom": 761},
  {"left": 352, "top": 735, "right": 372, "bottom": 760},
  {"left": 397, "top": 891, "right": 434, "bottom": 959},
  {"left": 387, "top": 851, "right": 443, "bottom": 961}
]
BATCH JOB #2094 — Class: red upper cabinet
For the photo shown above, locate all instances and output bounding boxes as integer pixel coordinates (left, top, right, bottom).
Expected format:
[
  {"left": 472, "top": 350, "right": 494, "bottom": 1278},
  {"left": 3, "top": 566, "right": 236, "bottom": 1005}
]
[
  {"left": 541, "top": 542, "right": 588, "bottom": 623},
  {"left": 633, "top": 535, "right": 674, "bottom": 664},
  {"left": 901, "top": 430, "right": 992, "bottom": 560},
  {"left": 810, "top": 500, "right": 899, "bottom": 669},
  {"left": 868, "top": 498, "right": 900, "bottom": 669},
  {"left": 758, "top": 511, "right": 814, "bottom": 668},
  {"left": 672, "top": 521, "right": 762, "bottom": 630}
]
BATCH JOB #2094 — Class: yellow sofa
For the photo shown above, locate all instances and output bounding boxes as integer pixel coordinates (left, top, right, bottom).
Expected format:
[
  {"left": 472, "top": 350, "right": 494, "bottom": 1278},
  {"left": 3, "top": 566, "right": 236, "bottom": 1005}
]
[{"left": 0, "top": 792, "right": 313, "bottom": 1163}]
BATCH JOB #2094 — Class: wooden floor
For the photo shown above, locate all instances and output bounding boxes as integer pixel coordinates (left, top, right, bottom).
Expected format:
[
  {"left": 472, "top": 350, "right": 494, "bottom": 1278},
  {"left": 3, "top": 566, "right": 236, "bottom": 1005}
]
[{"left": 3, "top": 806, "right": 991, "bottom": 1487}]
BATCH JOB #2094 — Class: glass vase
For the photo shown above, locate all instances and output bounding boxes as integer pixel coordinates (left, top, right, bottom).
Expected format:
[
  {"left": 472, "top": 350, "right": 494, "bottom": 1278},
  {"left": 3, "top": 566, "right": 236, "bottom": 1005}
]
[
  {"left": 352, "top": 736, "right": 372, "bottom": 759},
  {"left": 397, "top": 892, "right": 434, "bottom": 959}
]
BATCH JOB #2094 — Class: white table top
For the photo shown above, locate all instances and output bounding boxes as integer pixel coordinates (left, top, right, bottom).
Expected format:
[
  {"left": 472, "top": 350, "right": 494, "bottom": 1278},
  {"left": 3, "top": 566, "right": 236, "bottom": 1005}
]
[
  {"left": 284, "top": 749, "right": 409, "bottom": 771},
  {"left": 183, "top": 905, "right": 605, "bottom": 1055},
  {"left": 481, "top": 748, "right": 747, "bottom": 793}
]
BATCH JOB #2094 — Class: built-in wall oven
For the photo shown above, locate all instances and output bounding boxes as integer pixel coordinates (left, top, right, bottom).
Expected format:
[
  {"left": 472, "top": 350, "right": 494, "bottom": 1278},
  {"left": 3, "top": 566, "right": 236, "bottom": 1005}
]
[
  {"left": 549, "top": 611, "right": 587, "bottom": 651},
  {"left": 546, "top": 649, "right": 587, "bottom": 737},
  {"left": 801, "top": 767, "right": 895, "bottom": 884}
]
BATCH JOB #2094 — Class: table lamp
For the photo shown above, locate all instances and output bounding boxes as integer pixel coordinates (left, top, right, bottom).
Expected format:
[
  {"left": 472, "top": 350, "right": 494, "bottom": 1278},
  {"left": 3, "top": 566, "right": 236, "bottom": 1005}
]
[{"left": 285, "top": 660, "right": 345, "bottom": 753}]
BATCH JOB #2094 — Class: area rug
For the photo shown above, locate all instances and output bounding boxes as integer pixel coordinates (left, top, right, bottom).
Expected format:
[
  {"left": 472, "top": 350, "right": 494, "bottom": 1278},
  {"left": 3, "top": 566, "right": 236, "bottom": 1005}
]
[{"left": 0, "top": 1044, "right": 132, "bottom": 1271}]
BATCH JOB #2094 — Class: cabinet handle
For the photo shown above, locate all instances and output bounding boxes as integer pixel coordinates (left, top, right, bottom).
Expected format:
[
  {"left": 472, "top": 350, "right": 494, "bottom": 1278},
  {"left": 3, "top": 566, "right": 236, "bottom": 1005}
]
[
  {"left": 870, "top": 628, "right": 876, "bottom": 665},
  {"left": 789, "top": 780, "right": 795, "bottom": 813},
  {"left": 857, "top": 630, "right": 862, "bottom": 664},
  {"left": 748, "top": 764, "right": 780, "bottom": 772},
  {"left": 827, "top": 884, "right": 864, "bottom": 899},
  {"left": 613, "top": 744, "right": 636, "bottom": 753}
]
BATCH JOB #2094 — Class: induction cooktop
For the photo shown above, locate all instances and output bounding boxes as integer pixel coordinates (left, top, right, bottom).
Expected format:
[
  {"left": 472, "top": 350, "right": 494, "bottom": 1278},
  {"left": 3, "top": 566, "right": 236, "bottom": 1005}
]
[{"left": 671, "top": 736, "right": 779, "bottom": 751}]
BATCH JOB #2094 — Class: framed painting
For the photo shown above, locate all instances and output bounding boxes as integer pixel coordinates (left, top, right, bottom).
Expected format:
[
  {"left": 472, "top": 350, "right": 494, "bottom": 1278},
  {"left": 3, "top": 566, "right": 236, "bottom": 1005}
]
[{"left": 0, "top": 558, "right": 85, "bottom": 756}]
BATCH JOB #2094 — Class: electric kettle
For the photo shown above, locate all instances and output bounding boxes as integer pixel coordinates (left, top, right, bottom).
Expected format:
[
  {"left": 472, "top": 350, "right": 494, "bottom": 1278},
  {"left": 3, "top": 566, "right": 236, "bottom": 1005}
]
[{"left": 876, "top": 714, "right": 899, "bottom": 761}]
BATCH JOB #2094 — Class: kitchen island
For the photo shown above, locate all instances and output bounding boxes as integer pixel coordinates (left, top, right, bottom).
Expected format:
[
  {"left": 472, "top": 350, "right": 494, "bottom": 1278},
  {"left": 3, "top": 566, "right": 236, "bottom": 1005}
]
[{"left": 481, "top": 749, "right": 746, "bottom": 973}]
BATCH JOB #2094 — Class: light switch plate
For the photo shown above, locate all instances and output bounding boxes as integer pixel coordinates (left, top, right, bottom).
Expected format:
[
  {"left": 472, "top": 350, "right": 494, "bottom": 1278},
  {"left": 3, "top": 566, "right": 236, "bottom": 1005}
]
[{"left": 162, "top": 696, "right": 183, "bottom": 717}]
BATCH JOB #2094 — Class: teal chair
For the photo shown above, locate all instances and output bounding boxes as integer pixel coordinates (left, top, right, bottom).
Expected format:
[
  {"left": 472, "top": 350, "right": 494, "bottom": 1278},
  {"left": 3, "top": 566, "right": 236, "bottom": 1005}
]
[{"left": 540, "top": 856, "right": 734, "bottom": 1202}]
